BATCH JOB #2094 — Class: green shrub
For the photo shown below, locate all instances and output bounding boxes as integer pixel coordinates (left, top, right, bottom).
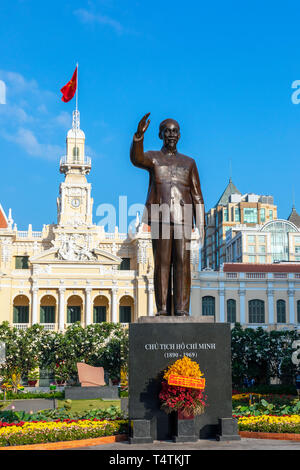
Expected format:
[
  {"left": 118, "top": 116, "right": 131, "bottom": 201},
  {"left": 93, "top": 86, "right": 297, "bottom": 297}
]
[
  {"left": 0, "top": 404, "right": 125, "bottom": 424},
  {"left": 233, "top": 398, "right": 300, "bottom": 416},
  {"left": 0, "top": 391, "right": 65, "bottom": 400},
  {"left": 236, "top": 384, "right": 297, "bottom": 395}
]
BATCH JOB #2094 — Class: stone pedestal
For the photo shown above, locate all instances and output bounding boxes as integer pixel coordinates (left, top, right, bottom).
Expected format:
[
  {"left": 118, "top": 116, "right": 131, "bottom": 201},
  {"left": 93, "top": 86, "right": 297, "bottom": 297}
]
[
  {"left": 129, "top": 419, "right": 154, "bottom": 444},
  {"left": 129, "top": 317, "right": 240, "bottom": 442},
  {"left": 173, "top": 412, "right": 197, "bottom": 443},
  {"left": 216, "top": 417, "right": 241, "bottom": 441},
  {"left": 65, "top": 385, "right": 119, "bottom": 400}
]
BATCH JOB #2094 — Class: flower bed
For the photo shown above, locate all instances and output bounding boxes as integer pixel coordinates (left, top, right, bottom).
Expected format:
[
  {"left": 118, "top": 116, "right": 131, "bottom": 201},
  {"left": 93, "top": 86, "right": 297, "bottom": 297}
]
[
  {"left": 0, "top": 418, "right": 128, "bottom": 447},
  {"left": 236, "top": 415, "right": 300, "bottom": 434}
]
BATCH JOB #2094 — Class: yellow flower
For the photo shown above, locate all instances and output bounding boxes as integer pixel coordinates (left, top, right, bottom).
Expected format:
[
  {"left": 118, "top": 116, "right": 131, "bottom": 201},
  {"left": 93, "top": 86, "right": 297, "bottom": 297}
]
[{"left": 163, "top": 356, "right": 203, "bottom": 381}]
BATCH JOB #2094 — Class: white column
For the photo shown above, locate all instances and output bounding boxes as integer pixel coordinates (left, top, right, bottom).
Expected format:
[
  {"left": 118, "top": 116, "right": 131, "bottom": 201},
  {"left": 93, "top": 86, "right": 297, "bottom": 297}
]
[
  {"left": 85, "top": 288, "right": 92, "bottom": 326},
  {"left": 147, "top": 283, "right": 154, "bottom": 317},
  {"left": 219, "top": 287, "right": 225, "bottom": 323},
  {"left": 31, "top": 287, "right": 38, "bottom": 325},
  {"left": 267, "top": 288, "right": 274, "bottom": 324},
  {"left": 58, "top": 288, "right": 65, "bottom": 331},
  {"left": 239, "top": 288, "right": 246, "bottom": 325},
  {"left": 288, "top": 288, "right": 295, "bottom": 325},
  {"left": 111, "top": 288, "right": 118, "bottom": 323}
]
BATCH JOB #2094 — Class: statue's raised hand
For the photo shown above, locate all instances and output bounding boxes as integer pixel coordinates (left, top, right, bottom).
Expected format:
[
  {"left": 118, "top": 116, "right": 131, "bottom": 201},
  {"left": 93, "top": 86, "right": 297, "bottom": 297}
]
[{"left": 136, "top": 113, "right": 150, "bottom": 139}]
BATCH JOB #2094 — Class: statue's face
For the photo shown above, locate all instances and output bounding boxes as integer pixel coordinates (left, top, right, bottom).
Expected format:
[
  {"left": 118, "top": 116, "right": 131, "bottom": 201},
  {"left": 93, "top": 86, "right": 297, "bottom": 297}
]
[{"left": 161, "top": 123, "right": 180, "bottom": 151}]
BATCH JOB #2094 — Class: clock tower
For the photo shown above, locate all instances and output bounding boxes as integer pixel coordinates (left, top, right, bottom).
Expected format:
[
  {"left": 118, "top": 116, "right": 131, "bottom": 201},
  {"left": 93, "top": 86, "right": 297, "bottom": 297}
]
[{"left": 57, "top": 110, "right": 93, "bottom": 227}]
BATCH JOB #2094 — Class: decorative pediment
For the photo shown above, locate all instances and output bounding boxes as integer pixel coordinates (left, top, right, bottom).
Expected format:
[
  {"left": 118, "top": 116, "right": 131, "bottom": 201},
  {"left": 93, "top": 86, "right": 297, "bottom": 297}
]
[
  {"left": 29, "top": 247, "right": 121, "bottom": 265},
  {"left": 93, "top": 249, "right": 122, "bottom": 265},
  {"left": 30, "top": 248, "right": 58, "bottom": 263}
]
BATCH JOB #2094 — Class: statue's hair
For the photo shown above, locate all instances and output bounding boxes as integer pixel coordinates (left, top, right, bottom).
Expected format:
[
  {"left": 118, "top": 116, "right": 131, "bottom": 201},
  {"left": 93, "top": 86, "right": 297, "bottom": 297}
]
[{"left": 159, "top": 118, "right": 180, "bottom": 138}]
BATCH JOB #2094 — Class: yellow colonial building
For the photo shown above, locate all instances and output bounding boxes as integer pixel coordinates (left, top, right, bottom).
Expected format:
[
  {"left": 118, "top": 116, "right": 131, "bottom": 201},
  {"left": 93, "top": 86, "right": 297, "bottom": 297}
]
[{"left": 0, "top": 110, "right": 200, "bottom": 330}]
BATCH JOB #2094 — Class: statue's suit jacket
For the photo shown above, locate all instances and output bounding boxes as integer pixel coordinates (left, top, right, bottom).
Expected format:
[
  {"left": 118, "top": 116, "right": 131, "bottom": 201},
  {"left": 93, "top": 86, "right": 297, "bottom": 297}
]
[{"left": 130, "top": 134, "right": 205, "bottom": 228}]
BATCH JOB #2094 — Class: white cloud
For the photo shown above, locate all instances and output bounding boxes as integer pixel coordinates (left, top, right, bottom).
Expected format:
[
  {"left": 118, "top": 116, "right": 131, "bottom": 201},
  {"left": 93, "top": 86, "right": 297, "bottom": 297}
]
[
  {"left": 0, "top": 103, "right": 32, "bottom": 123},
  {"left": 54, "top": 111, "right": 72, "bottom": 128},
  {"left": 0, "top": 70, "right": 38, "bottom": 95},
  {"left": 3, "top": 128, "right": 63, "bottom": 161},
  {"left": 0, "top": 69, "right": 94, "bottom": 161},
  {"left": 74, "top": 8, "right": 124, "bottom": 34}
]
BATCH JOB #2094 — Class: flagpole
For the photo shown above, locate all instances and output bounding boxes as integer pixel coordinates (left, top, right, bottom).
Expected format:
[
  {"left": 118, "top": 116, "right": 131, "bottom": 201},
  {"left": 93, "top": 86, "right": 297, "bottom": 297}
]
[
  {"left": 75, "top": 62, "right": 78, "bottom": 160},
  {"left": 76, "top": 62, "right": 78, "bottom": 113}
]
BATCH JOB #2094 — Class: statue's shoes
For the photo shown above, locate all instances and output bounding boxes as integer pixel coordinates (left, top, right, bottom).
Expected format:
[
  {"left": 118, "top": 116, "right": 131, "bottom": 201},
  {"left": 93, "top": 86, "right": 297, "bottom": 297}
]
[
  {"left": 174, "top": 311, "right": 189, "bottom": 316},
  {"left": 156, "top": 311, "right": 168, "bottom": 316}
]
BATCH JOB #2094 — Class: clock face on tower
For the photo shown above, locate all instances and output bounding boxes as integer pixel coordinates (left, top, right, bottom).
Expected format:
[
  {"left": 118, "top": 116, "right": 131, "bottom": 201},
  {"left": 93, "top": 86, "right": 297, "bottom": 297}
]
[{"left": 71, "top": 198, "right": 81, "bottom": 208}]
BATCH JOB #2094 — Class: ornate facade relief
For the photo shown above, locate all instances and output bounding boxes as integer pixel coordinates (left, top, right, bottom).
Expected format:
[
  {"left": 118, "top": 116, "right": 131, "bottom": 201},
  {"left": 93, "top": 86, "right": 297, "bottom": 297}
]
[
  {"left": 56, "top": 233, "right": 96, "bottom": 261},
  {"left": 137, "top": 240, "right": 149, "bottom": 264},
  {"left": 1, "top": 238, "right": 12, "bottom": 264}
]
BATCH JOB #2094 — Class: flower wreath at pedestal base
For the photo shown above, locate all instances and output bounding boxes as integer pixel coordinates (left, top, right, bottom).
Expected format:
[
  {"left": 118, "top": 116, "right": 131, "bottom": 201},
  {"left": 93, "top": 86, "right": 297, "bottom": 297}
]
[{"left": 159, "top": 356, "right": 208, "bottom": 418}]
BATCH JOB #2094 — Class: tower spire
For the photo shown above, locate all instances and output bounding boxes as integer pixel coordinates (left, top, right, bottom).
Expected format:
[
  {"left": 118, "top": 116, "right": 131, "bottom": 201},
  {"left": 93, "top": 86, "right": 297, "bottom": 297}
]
[
  {"left": 72, "top": 108, "right": 80, "bottom": 131},
  {"left": 75, "top": 62, "right": 78, "bottom": 114}
]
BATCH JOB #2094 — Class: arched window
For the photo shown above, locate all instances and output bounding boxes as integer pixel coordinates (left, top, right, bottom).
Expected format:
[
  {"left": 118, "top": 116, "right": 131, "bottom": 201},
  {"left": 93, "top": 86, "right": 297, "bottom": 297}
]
[
  {"left": 40, "top": 295, "right": 56, "bottom": 324},
  {"left": 13, "top": 295, "right": 30, "bottom": 324},
  {"left": 276, "top": 299, "right": 286, "bottom": 323},
  {"left": 93, "top": 295, "right": 108, "bottom": 323},
  {"left": 119, "top": 295, "right": 133, "bottom": 323},
  {"left": 202, "top": 296, "right": 215, "bottom": 316},
  {"left": 67, "top": 295, "right": 82, "bottom": 323},
  {"left": 73, "top": 146, "right": 80, "bottom": 156},
  {"left": 94, "top": 306, "right": 106, "bottom": 323},
  {"left": 227, "top": 299, "right": 236, "bottom": 323},
  {"left": 72, "top": 146, "right": 80, "bottom": 162},
  {"left": 248, "top": 299, "right": 265, "bottom": 323},
  {"left": 119, "top": 306, "right": 131, "bottom": 323},
  {"left": 261, "top": 219, "right": 299, "bottom": 262}
]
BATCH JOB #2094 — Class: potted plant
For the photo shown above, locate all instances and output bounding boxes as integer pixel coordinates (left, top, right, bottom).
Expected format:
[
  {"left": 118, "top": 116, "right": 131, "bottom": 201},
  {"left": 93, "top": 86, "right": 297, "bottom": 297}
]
[
  {"left": 54, "top": 362, "right": 69, "bottom": 385},
  {"left": 28, "top": 368, "right": 39, "bottom": 387}
]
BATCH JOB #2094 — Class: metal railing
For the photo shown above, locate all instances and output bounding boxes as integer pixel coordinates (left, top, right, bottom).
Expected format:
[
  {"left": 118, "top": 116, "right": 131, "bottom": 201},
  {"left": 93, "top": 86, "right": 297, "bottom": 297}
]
[
  {"left": 17, "top": 231, "right": 42, "bottom": 238},
  {"left": 60, "top": 156, "right": 91, "bottom": 166},
  {"left": 13, "top": 323, "right": 30, "bottom": 330},
  {"left": 246, "top": 273, "right": 266, "bottom": 279},
  {"left": 40, "top": 323, "right": 57, "bottom": 331},
  {"left": 32, "top": 231, "right": 42, "bottom": 238},
  {"left": 17, "top": 231, "right": 28, "bottom": 238}
]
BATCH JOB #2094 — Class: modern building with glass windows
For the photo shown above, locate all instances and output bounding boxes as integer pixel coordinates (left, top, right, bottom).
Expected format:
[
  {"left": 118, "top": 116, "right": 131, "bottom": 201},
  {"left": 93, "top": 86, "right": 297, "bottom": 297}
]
[
  {"left": 201, "top": 178, "right": 277, "bottom": 270},
  {"left": 225, "top": 219, "right": 300, "bottom": 264}
]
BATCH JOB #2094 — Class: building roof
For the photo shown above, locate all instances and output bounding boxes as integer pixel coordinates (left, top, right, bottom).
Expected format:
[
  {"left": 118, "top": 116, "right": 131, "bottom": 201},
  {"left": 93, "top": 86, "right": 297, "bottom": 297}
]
[
  {"left": 0, "top": 204, "right": 8, "bottom": 229},
  {"left": 215, "top": 178, "right": 241, "bottom": 207},
  {"left": 288, "top": 206, "right": 300, "bottom": 228},
  {"left": 223, "top": 262, "right": 300, "bottom": 273}
]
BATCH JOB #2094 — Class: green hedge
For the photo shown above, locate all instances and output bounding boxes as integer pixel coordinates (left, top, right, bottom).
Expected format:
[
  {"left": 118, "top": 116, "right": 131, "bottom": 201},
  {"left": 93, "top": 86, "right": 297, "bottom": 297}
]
[
  {"left": 234, "top": 384, "right": 297, "bottom": 395},
  {"left": 0, "top": 391, "right": 65, "bottom": 400}
]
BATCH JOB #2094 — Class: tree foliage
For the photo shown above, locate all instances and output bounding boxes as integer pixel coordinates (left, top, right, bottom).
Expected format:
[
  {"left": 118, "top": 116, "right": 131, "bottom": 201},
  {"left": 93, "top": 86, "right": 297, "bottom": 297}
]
[
  {"left": 231, "top": 323, "right": 299, "bottom": 386},
  {"left": 0, "top": 322, "right": 128, "bottom": 385},
  {"left": 0, "top": 321, "right": 298, "bottom": 387}
]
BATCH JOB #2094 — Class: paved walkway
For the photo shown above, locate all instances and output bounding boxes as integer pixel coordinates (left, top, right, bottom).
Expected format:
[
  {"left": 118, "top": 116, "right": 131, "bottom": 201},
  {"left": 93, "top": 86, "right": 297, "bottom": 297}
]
[
  {"left": 3, "top": 399, "right": 56, "bottom": 412},
  {"left": 72, "top": 437, "right": 300, "bottom": 450}
]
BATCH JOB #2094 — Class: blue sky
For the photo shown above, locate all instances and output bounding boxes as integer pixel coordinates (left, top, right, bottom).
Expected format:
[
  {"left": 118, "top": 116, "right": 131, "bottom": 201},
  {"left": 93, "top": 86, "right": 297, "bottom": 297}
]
[{"left": 0, "top": 0, "right": 300, "bottom": 230}]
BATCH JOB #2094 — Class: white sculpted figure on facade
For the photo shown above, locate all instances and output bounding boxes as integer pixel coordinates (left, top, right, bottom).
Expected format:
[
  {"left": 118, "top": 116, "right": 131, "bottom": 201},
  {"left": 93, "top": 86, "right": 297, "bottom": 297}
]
[{"left": 57, "top": 234, "right": 96, "bottom": 261}]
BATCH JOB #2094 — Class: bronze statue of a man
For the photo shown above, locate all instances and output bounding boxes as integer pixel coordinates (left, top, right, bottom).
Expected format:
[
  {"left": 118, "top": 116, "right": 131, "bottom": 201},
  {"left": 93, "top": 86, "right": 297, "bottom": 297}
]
[{"left": 130, "top": 113, "right": 205, "bottom": 316}]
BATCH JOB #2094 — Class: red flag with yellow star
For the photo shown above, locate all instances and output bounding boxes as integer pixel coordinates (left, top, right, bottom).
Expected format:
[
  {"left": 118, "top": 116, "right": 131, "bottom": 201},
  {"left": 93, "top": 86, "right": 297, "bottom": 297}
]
[{"left": 60, "top": 67, "right": 77, "bottom": 103}]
